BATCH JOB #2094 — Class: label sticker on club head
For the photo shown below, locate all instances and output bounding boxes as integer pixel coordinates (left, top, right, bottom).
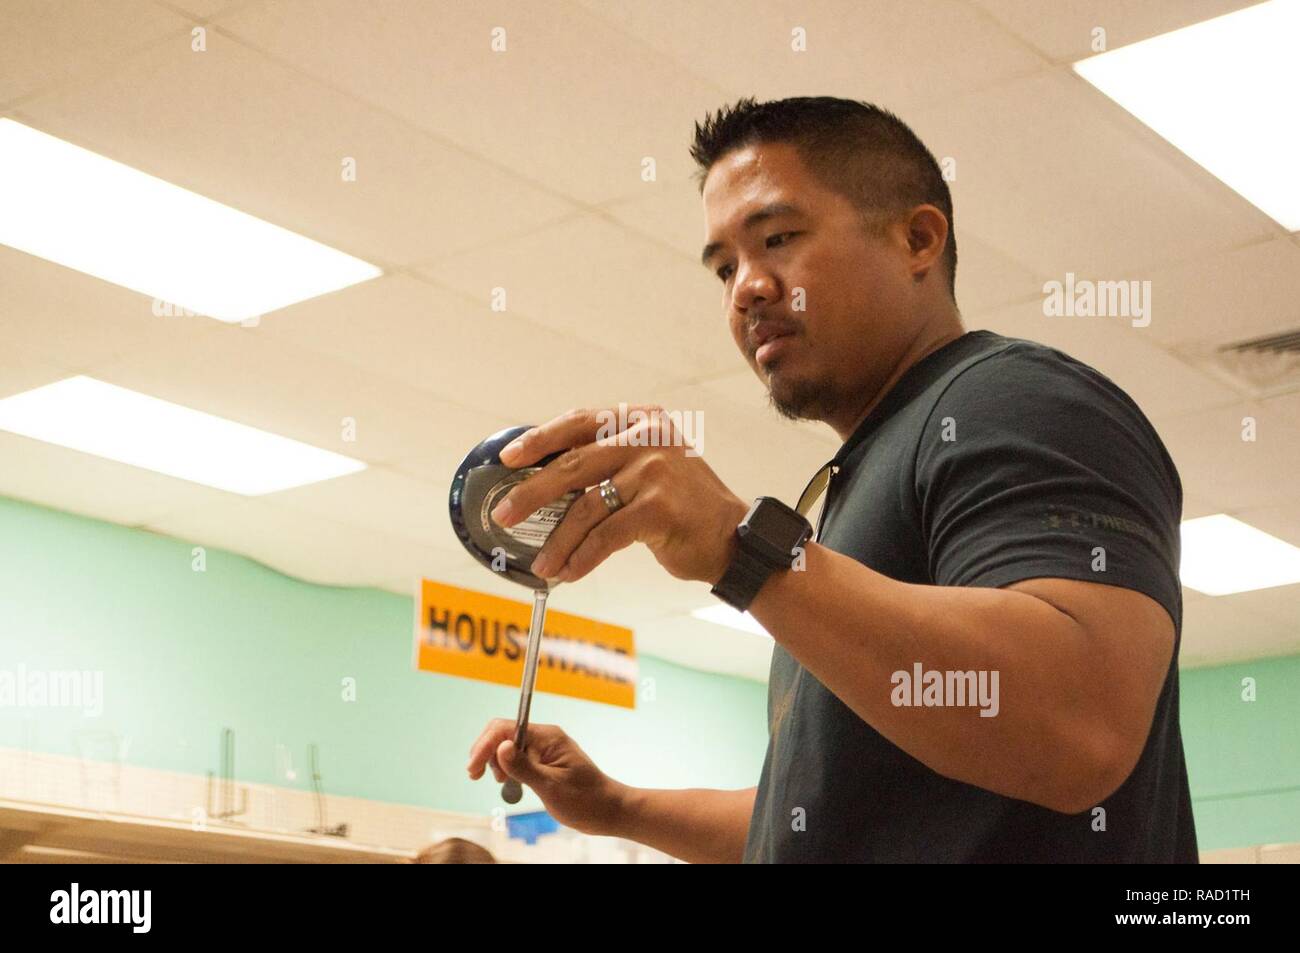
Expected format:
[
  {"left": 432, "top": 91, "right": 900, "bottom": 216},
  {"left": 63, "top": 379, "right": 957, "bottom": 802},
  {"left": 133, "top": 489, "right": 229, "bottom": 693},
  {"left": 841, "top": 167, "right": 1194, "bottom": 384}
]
[{"left": 479, "top": 467, "right": 579, "bottom": 551}]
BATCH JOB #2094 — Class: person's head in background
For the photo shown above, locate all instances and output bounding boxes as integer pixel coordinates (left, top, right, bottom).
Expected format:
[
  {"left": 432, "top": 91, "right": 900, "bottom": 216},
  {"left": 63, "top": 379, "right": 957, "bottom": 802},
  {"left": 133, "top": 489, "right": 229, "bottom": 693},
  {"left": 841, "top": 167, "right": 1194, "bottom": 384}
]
[
  {"left": 692, "top": 96, "right": 964, "bottom": 441},
  {"left": 412, "top": 837, "right": 497, "bottom": 864}
]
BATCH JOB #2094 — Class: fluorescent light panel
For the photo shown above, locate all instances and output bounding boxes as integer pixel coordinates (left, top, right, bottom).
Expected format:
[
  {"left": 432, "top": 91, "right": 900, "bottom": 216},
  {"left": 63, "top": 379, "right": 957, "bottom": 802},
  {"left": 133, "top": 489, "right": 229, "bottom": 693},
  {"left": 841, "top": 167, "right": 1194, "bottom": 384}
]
[
  {"left": 1180, "top": 514, "right": 1300, "bottom": 595},
  {"left": 0, "top": 119, "right": 381, "bottom": 322},
  {"left": 691, "top": 604, "right": 771, "bottom": 637},
  {"left": 0, "top": 376, "right": 366, "bottom": 495},
  {"left": 1073, "top": 0, "right": 1300, "bottom": 231}
]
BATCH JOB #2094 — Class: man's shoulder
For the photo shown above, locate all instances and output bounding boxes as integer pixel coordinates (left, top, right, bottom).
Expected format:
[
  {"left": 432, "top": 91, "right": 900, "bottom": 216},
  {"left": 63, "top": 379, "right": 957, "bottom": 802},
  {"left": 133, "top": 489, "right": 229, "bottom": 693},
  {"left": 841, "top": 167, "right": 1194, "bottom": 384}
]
[
  {"left": 943, "top": 330, "right": 1114, "bottom": 386},
  {"left": 918, "top": 330, "right": 1181, "bottom": 497},
  {"left": 930, "top": 330, "right": 1144, "bottom": 420}
]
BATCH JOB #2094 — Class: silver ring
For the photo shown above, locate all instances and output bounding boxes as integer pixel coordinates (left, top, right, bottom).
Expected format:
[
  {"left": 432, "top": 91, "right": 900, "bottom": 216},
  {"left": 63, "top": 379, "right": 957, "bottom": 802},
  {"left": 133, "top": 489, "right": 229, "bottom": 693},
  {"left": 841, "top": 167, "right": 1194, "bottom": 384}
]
[{"left": 598, "top": 479, "right": 624, "bottom": 514}]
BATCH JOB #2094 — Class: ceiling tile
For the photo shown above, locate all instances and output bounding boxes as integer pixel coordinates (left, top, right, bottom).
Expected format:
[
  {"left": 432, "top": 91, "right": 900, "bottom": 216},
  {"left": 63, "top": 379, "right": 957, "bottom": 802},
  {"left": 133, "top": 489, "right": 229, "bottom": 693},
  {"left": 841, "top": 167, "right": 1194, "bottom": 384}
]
[
  {"left": 696, "top": 367, "right": 771, "bottom": 412},
  {"left": 1152, "top": 391, "right": 1300, "bottom": 510},
  {"left": 576, "top": 0, "right": 1047, "bottom": 112},
  {"left": 0, "top": 356, "right": 66, "bottom": 401},
  {"left": 1179, "top": 593, "right": 1299, "bottom": 666},
  {"left": 252, "top": 272, "right": 673, "bottom": 427},
  {"left": 1182, "top": 493, "right": 1226, "bottom": 520},
  {"left": 599, "top": 179, "right": 711, "bottom": 269},
  {"left": 1233, "top": 499, "right": 1300, "bottom": 547},
  {"left": 215, "top": 0, "right": 733, "bottom": 204},
  {"left": 15, "top": 38, "right": 576, "bottom": 268},
  {"left": 155, "top": 0, "right": 263, "bottom": 19},
  {"left": 263, "top": 466, "right": 460, "bottom": 555},
  {"left": 1140, "top": 239, "right": 1300, "bottom": 351},
  {"left": 974, "top": 0, "right": 1262, "bottom": 63},
  {"left": 908, "top": 69, "right": 1274, "bottom": 278},
  {"left": 1215, "top": 582, "right": 1300, "bottom": 635},
  {"left": 953, "top": 232, "right": 1044, "bottom": 314},
  {"left": 82, "top": 319, "right": 450, "bottom": 470},
  {"left": 0, "top": 0, "right": 187, "bottom": 107},
  {"left": 0, "top": 245, "right": 225, "bottom": 372},
  {"left": 417, "top": 214, "right": 739, "bottom": 381}
]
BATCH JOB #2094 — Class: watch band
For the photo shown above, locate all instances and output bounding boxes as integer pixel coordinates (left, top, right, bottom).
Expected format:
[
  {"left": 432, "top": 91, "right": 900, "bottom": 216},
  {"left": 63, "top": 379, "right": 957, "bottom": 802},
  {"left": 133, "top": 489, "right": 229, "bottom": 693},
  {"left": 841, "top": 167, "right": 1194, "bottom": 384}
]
[
  {"left": 710, "top": 497, "right": 813, "bottom": 612},
  {"left": 710, "top": 543, "right": 775, "bottom": 612}
]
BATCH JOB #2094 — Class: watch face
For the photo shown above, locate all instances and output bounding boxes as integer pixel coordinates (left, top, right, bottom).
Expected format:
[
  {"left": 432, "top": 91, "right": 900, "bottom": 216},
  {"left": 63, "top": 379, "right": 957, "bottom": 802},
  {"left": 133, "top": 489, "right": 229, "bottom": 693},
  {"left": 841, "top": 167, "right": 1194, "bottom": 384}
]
[{"left": 740, "top": 497, "right": 810, "bottom": 563}]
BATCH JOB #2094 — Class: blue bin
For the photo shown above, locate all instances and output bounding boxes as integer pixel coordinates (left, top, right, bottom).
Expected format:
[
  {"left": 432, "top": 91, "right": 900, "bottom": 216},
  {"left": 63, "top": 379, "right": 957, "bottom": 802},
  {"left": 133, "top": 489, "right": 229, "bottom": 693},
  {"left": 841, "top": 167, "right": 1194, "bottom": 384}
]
[{"left": 506, "top": 810, "right": 559, "bottom": 845}]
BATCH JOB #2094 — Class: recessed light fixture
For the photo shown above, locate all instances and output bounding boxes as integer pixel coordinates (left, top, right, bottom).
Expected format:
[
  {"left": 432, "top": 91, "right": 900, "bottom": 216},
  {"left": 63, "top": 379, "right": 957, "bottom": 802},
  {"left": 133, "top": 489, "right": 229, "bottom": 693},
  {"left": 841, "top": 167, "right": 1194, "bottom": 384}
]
[
  {"left": 1073, "top": 0, "right": 1300, "bottom": 231},
  {"left": 0, "top": 119, "right": 382, "bottom": 322},
  {"left": 691, "top": 604, "right": 771, "bottom": 637},
  {"left": 0, "top": 376, "right": 366, "bottom": 495},
  {"left": 1181, "top": 514, "right": 1300, "bottom": 595}
]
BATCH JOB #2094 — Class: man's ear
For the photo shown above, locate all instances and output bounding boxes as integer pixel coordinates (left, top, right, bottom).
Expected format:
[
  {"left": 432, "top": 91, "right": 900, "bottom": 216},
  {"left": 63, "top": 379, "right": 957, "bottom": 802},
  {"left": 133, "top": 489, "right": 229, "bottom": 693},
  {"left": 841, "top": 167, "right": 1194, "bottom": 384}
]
[{"left": 905, "top": 204, "right": 949, "bottom": 283}]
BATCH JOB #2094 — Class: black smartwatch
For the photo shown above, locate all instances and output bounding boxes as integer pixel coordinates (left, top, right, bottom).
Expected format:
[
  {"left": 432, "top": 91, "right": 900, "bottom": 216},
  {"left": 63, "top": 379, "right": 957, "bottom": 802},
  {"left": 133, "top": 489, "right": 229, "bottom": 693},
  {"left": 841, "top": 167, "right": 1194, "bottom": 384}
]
[{"left": 710, "top": 497, "right": 813, "bottom": 611}]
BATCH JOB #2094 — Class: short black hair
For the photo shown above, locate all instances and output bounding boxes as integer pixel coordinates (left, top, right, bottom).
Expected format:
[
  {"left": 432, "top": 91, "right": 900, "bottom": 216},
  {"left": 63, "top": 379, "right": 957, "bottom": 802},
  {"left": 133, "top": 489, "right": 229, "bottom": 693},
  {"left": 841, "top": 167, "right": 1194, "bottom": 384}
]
[{"left": 690, "top": 96, "right": 957, "bottom": 300}]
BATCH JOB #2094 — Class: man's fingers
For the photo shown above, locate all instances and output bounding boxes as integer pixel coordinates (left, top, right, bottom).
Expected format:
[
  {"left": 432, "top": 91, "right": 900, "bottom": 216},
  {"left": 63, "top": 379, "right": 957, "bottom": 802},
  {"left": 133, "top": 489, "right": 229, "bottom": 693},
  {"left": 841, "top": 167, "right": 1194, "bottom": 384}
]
[
  {"left": 496, "top": 409, "right": 593, "bottom": 468},
  {"left": 467, "top": 717, "right": 512, "bottom": 760},
  {"left": 493, "top": 440, "right": 628, "bottom": 530},
  {"left": 467, "top": 718, "right": 515, "bottom": 779},
  {"left": 530, "top": 479, "right": 637, "bottom": 579},
  {"left": 494, "top": 408, "right": 675, "bottom": 531},
  {"left": 560, "top": 500, "right": 645, "bottom": 583},
  {"left": 497, "top": 739, "right": 545, "bottom": 787},
  {"left": 499, "top": 405, "right": 665, "bottom": 469}
]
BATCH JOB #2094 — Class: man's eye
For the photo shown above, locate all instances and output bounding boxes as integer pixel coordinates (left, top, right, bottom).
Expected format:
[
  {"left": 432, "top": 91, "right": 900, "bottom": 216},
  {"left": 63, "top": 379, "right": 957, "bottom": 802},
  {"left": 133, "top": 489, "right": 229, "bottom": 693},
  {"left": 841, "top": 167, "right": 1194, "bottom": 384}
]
[{"left": 717, "top": 233, "right": 798, "bottom": 281}]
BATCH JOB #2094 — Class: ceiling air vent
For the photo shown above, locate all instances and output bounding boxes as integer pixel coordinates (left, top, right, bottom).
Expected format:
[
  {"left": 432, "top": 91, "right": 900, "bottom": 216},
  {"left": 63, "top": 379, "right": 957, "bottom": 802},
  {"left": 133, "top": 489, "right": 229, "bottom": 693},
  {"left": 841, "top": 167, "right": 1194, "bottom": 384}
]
[{"left": 1184, "top": 328, "right": 1300, "bottom": 399}]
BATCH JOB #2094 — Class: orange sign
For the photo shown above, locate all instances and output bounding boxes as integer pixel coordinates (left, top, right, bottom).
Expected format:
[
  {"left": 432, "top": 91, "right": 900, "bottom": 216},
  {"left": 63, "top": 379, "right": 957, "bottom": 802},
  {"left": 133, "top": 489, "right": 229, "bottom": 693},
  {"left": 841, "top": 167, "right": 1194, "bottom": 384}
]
[{"left": 413, "top": 579, "right": 636, "bottom": 708}]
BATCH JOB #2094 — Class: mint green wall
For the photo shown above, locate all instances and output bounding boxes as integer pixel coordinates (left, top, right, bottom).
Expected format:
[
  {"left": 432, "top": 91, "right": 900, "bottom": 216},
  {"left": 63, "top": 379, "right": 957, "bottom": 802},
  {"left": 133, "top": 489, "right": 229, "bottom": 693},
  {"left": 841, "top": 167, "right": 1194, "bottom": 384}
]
[
  {"left": 0, "top": 496, "right": 768, "bottom": 818},
  {"left": 0, "top": 494, "right": 1296, "bottom": 850},
  {"left": 1179, "top": 659, "right": 1300, "bottom": 849}
]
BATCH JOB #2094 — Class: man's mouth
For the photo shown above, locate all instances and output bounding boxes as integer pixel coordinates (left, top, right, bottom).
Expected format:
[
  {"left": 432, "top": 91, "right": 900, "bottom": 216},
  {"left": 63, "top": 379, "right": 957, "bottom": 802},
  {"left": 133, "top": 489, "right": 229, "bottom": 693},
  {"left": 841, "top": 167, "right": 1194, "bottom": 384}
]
[{"left": 755, "top": 330, "right": 796, "bottom": 368}]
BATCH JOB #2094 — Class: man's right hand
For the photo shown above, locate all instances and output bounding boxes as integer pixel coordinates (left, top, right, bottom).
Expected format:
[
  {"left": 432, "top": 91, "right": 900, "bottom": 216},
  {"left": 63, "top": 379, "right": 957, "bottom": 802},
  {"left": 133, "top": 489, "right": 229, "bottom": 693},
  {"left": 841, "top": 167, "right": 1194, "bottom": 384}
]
[{"left": 466, "top": 718, "right": 627, "bottom": 836}]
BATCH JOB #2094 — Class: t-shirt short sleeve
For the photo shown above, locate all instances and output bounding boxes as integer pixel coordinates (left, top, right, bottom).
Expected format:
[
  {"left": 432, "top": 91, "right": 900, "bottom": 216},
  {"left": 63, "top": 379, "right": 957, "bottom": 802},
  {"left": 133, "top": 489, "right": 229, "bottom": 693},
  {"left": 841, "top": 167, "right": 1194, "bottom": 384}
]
[{"left": 913, "top": 343, "right": 1183, "bottom": 626}]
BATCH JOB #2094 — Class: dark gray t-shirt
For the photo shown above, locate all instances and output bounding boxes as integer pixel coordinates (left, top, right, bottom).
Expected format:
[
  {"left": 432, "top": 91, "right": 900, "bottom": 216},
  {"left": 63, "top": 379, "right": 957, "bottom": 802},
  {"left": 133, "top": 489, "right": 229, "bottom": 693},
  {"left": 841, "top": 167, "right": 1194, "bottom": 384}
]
[{"left": 742, "top": 329, "right": 1198, "bottom": 863}]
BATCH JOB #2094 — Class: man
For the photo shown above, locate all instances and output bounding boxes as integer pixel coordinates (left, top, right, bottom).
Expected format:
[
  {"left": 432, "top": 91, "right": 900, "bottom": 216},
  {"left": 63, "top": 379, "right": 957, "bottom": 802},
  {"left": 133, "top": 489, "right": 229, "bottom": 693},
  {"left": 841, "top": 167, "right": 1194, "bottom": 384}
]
[{"left": 466, "top": 96, "right": 1197, "bottom": 863}]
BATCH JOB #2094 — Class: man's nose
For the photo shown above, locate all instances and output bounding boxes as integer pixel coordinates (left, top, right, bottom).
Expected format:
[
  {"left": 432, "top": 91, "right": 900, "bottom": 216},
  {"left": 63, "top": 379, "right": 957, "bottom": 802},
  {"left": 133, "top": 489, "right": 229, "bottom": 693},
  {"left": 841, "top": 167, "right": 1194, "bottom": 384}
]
[{"left": 732, "top": 265, "right": 779, "bottom": 312}]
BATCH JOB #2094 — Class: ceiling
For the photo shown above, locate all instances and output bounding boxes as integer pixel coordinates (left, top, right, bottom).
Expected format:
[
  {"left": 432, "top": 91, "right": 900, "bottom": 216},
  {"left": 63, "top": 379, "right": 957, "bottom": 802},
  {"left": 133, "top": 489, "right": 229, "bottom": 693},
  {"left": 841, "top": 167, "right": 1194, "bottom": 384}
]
[{"left": 1, "top": 0, "right": 1295, "bottom": 680}]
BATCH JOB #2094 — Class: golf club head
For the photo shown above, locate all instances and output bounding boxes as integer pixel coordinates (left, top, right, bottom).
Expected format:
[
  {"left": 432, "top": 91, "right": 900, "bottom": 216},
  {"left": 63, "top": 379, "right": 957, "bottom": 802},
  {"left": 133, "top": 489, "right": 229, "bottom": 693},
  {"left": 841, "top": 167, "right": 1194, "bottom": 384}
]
[{"left": 448, "top": 425, "right": 579, "bottom": 590}]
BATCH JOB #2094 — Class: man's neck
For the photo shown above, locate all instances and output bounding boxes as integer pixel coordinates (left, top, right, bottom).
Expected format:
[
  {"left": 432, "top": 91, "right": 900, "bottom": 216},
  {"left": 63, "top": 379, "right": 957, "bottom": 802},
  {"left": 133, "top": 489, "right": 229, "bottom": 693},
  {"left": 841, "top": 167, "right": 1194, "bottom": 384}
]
[{"left": 829, "top": 312, "right": 967, "bottom": 443}]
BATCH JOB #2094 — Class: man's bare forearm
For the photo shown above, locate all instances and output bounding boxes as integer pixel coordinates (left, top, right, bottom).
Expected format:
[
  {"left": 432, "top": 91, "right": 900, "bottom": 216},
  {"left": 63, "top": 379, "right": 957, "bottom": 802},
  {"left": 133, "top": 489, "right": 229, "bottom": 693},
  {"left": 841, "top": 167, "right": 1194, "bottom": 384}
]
[
  {"left": 601, "top": 784, "right": 756, "bottom": 863},
  {"left": 748, "top": 542, "right": 1156, "bottom": 813}
]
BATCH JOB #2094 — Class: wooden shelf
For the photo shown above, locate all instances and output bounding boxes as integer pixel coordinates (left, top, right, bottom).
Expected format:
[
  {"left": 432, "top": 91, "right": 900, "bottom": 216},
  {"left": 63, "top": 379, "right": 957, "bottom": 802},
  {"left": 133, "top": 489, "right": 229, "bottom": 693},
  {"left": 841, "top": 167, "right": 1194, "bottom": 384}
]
[{"left": 0, "top": 799, "right": 414, "bottom": 864}]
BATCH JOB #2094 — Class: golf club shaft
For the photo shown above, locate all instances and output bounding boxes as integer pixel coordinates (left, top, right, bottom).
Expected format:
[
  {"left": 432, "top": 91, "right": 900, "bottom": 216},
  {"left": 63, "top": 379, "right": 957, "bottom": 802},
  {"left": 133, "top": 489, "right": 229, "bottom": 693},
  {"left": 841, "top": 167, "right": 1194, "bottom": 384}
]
[
  {"left": 513, "top": 586, "right": 549, "bottom": 747},
  {"left": 502, "top": 586, "right": 549, "bottom": 802}
]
